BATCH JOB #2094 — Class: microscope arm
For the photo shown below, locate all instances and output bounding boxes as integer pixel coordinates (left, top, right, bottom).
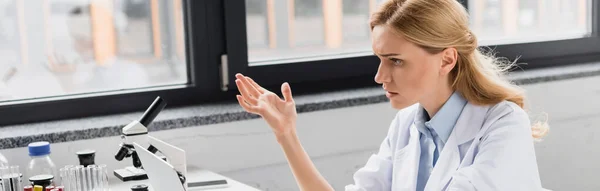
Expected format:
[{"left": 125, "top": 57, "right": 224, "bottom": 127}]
[{"left": 147, "top": 136, "right": 187, "bottom": 178}]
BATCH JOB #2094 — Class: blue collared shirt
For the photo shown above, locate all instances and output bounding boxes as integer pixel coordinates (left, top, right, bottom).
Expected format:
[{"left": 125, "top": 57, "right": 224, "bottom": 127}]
[{"left": 415, "top": 91, "right": 467, "bottom": 191}]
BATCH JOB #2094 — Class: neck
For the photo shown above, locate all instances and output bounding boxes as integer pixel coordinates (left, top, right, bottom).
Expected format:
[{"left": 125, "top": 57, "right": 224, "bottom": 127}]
[{"left": 420, "top": 85, "right": 454, "bottom": 118}]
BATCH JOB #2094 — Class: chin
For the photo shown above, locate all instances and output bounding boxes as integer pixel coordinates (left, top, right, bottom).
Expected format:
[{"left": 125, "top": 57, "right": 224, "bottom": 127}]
[
  {"left": 389, "top": 100, "right": 413, "bottom": 110},
  {"left": 387, "top": 93, "right": 418, "bottom": 110}
]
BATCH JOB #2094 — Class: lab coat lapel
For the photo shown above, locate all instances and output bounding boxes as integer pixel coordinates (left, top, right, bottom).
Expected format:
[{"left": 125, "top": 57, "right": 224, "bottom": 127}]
[
  {"left": 392, "top": 122, "right": 421, "bottom": 191},
  {"left": 423, "top": 129, "right": 460, "bottom": 191},
  {"left": 423, "top": 103, "right": 487, "bottom": 191}
]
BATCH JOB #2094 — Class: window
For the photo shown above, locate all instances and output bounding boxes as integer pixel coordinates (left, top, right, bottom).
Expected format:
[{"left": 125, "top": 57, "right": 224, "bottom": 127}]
[
  {"left": 115, "top": 0, "right": 155, "bottom": 57},
  {"left": 470, "top": 0, "right": 592, "bottom": 45},
  {"left": 0, "top": 0, "right": 206, "bottom": 126},
  {"left": 471, "top": 0, "right": 600, "bottom": 68},
  {"left": 245, "top": 0, "right": 375, "bottom": 65},
  {"left": 223, "top": 0, "right": 600, "bottom": 93},
  {"left": 1, "top": 0, "right": 599, "bottom": 126},
  {"left": 0, "top": 0, "right": 187, "bottom": 102},
  {"left": 0, "top": 0, "right": 23, "bottom": 100}
]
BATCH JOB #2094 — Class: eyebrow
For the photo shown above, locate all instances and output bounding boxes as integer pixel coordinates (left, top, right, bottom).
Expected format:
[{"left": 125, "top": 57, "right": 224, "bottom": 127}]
[{"left": 377, "top": 53, "right": 401, "bottom": 57}]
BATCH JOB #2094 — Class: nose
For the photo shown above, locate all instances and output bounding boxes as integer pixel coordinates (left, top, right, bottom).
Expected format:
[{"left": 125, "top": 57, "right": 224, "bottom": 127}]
[{"left": 374, "top": 62, "right": 391, "bottom": 84}]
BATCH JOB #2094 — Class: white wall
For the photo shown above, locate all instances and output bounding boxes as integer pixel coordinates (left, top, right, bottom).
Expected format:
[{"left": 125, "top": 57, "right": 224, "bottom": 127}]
[{"left": 2, "top": 75, "right": 600, "bottom": 191}]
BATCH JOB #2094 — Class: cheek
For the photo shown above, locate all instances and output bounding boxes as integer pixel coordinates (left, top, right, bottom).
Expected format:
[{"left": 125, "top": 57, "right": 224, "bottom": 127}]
[
  {"left": 393, "top": 62, "right": 435, "bottom": 93},
  {"left": 417, "top": 56, "right": 442, "bottom": 84}
]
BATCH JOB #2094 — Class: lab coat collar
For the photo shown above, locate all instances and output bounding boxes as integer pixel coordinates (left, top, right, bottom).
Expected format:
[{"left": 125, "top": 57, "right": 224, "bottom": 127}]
[
  {"left": 414, "top": 91, "right": 467, "bottom": 143},
  {"left": 424, "top": 102, "right": 490, "bottom": 190},
  {"left": 453, "top": 102, "right": 489, "bottom": 145},
  {"left": 426, "top": 91, "right": 467, "bottom": 143}
]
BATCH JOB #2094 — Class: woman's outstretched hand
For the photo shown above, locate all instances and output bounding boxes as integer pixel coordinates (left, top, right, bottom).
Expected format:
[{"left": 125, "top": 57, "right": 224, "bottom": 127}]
[
  {"left": 235, "top": 73, "right": 298, "bottom": 139},
  {"left": 235, "top": 73, "right": 334, "bottom": 191}
]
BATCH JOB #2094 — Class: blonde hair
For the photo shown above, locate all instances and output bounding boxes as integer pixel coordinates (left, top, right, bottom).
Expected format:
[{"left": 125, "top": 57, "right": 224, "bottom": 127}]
[{"left": 370, "top": 0, "right": 548, "bottom": 140}]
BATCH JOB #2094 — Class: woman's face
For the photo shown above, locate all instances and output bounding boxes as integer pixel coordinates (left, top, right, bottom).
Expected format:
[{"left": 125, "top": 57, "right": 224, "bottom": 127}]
[{"left": 372, "top": 25, "right": 454, "bottom": 110}]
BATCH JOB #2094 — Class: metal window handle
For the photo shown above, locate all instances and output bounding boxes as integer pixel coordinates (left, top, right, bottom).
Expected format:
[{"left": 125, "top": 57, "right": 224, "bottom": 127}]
[{"left": 220, "top": 54, "right": 229, "bottom": 91}]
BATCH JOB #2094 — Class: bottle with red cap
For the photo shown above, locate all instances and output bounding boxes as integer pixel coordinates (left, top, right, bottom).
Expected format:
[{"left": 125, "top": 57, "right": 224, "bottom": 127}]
[
  {"left": 23, "top": 185, "right": 33, "bottom": 191},
  {"left": 44, "top": 185, "right": 54, "bottom": 191}
]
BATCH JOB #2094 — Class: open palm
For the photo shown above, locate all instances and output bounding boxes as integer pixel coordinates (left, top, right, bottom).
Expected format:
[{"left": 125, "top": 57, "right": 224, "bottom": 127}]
[{"left": 235, "top": 73, "right": 297, "bottom": 137}]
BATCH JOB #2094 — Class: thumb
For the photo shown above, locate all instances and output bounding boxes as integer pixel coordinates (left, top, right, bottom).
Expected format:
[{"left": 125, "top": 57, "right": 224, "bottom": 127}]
[{"left": 281, "top": 82, "right": 294, "bottom": 103}]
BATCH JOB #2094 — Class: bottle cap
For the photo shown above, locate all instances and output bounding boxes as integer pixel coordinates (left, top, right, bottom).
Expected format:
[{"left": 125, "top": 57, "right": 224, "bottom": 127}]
[
  {"left": 29, "top": 174, "right": 54, "bottom": 188},
  {"left": 45, "top": 185, "right": 55, "bottom": 191},
  {"left": 24, "top": 185, "right": 33, "bottom": 191},
  {"left": 131, "top": 184, "right": 149, "bottom": 191},
  {"left": 76, "top": 149, "right": 96, "bottom": 167},
  {"left": 28, "top": 142, "right": 51, "bottom": 156}
]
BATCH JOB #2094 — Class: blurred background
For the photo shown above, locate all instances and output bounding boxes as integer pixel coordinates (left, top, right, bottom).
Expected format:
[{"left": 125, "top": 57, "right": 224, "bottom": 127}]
[
  {"left": 245, "top": 0, "right": 588, "bottom": 63},
  {"left": 0, "top": 0, "right": 187, "bottom": 101},
  {"left": 0, "top": 0, "right": 590, "bottom": 102}
]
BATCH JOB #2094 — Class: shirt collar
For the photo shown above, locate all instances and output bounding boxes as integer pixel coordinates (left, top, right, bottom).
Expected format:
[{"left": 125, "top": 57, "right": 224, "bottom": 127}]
[{"left": 414, "top": 91, "right": 467, "bottom": 143}]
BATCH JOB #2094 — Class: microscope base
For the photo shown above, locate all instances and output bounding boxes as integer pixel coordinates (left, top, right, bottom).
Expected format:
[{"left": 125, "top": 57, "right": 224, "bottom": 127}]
[{"left": 114, "top": 166, "right": 148, "bottom": 181}]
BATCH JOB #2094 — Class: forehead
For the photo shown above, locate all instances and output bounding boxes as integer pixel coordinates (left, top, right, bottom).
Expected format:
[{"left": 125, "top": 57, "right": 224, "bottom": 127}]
[{"left": 371, "top": 25, "right": 410, "bottom": 55}]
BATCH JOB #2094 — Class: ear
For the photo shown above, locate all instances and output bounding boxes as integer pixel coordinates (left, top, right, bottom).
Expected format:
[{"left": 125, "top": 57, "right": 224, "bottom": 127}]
[{"left": 439, "top": 48, "right": 458, "bottom": 76}]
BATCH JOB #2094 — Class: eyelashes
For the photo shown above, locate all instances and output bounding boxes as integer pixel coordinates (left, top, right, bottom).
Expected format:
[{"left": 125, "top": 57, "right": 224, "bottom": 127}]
[{"left": 388, "top": 58, "right": 403, "bottom": 66}]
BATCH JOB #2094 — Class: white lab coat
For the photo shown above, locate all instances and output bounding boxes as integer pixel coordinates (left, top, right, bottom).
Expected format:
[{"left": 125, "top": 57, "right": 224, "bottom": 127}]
[{"left": 345, "top": 101, "right": 543, "bottom": 191}]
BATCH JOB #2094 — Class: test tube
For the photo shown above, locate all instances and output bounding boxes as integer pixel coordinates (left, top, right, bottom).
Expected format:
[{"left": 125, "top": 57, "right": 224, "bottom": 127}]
[
  {"left": 59, "top": 168, "right": 67, "bottom": 189},
  {"left": 0, "top": 166, "right": 5, "bottom": 191},
  {"left": 85, "top": 166, "right": 94, "bottom": 191},
  {"left": 95, "top": 165, "right": 102, "bottom": 191},
  {"left": 97, "top": 165, "right": 108, "bottom": 191},
  {"left": 10, "top": 166, "right": 21, "bottom": 191},
  {"left": 0, "top": 166, "right": 7, "bottom": 191},
  {"left": 61, "top": 165, "right": 74, "bottom": 187},
  {"left": 87, "top": 165, "right": 97, "bottom": 190},
  {"left": 0, "top": 166, "right": 20, "bottom": 191},
  {"left": 70, "top": 166, "right": 78, "bottom": 191},
  {"left": 80, "top": 165, "right": 88, "bottom": 191},
  {"left": 75, "top": 166, "right": 83, "bottom": 191},
  {"left": 65, "top": 167, "right": 71, "bottom": 191},
  {"left": 63, "top": 165, "right": 76, "bottom": 191}
]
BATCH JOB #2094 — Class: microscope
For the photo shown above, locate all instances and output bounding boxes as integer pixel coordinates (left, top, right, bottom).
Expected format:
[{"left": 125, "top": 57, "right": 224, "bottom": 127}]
[{"left": 113, "top": 96, "right": 187, "bottom": 183}]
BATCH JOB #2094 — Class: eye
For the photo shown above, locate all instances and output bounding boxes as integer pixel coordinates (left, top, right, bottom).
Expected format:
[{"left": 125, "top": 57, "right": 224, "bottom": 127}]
[{"left": 389, "top": 58, "right": 403, "bottom": 66}]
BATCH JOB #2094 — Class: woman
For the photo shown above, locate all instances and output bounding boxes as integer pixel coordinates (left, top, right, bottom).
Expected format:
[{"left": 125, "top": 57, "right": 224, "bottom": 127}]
[{"left": 235, "top": 0, "right": 548, "bottom": 190}]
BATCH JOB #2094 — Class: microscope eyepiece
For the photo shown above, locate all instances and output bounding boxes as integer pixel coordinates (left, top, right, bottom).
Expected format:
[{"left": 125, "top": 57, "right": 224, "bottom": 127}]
[{"left": 139, "top": 97, "right": 167, "bottom": 127}]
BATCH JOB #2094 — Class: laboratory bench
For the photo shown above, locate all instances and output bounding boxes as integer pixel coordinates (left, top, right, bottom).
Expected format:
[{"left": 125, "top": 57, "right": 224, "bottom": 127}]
[{"left": 109, "top": 168, "right": 261, "bottom": 191}]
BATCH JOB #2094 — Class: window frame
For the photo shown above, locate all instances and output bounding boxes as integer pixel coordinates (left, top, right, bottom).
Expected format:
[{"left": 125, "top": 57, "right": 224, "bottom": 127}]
[
  {"left": 0, "top": 0, "right": 223, "bottom": 126},
  {"left": 1, "top": 0, "right": 598, "bottom": 126},
  {"left": 223, "top": 0, "right": 380, "bottom": 91}
]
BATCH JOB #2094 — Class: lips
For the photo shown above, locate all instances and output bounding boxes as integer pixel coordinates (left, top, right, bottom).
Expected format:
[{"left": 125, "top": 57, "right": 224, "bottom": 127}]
[
  {"left": 385, "top": 89, "right": 398, "bottom": 94},
  {"left": 385, "top": 90, "right": 398, "bottom": 98}
]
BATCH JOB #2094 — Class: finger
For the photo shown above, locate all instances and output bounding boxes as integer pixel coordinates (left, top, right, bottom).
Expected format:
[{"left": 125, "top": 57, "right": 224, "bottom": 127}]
[
  {"left": 246, "top": 77, "right": 265, "bottom": 94},
  {"left": 236, "top": 79, "right": 258, "bottom": 105},
  {"left": 281, "top": 82, "right": 294, "bottom": 103},
  {"left": 237, "top": 95, "right": 259, "bottom": 114},
  {"left": 237, "top": 74, "right": 261, "bottom": 97}
]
